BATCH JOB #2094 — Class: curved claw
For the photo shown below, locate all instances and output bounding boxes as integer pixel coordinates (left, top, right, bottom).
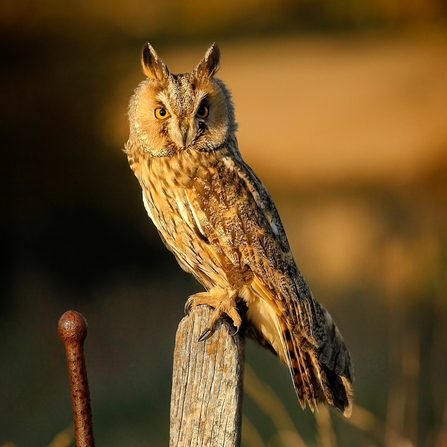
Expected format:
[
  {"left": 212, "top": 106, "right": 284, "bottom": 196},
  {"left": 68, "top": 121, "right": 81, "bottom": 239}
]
[
  {"left": 198, "top": 326, "right": 215, "bottom": 343},
  {"left": 198, "top": 316, "right": 240, "bottom": 343},
  {"left": 185, "top": 290, "right": 242, "bottom": 342},
  {"left": 184, "top": 296, "right": 194, "bottom": 316},
  {"left": 198, "top": 315, "right": 222, "bottom": 342},
  {"left": 185, "top": 295, "right": 215, "bottom": 316},
  {"left": 227, "top": 322, "right": 239, "bottom": 337}
]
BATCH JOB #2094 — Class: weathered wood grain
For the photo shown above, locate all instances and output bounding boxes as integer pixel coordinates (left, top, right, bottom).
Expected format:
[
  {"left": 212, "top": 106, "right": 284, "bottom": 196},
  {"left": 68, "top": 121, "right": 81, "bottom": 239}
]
[{"left": 170, "top": 305, "right": 244, "bottom": 447}]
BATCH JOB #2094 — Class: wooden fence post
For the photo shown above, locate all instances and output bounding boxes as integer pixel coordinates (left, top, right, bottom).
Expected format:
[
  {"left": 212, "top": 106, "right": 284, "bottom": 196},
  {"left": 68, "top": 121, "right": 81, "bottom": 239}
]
[{"left": 170, "top": 305, "right": 245, "bottom": 447}]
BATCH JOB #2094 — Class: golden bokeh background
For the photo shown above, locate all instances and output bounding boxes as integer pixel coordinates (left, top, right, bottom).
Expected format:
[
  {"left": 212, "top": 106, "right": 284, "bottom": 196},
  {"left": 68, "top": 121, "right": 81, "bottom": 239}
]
[{"left": 1, "top": 1, "right": 447, "bottom": 446}]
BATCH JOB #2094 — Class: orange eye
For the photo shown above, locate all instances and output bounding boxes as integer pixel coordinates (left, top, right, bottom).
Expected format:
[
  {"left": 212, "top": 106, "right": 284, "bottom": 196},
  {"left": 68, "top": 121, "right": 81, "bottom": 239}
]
[
  {"left": 196, "top": 105, "right": 209, "bottom": 119},
  {"left": 154, "top": 107, "right": 170, "bottom": 120}
]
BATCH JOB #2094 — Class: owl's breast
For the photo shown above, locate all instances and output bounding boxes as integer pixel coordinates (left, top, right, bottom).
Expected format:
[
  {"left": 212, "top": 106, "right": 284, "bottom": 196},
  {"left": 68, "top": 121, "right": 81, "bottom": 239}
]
[{"left": 138, "top": 152, "right": 249, "bottom": 290}]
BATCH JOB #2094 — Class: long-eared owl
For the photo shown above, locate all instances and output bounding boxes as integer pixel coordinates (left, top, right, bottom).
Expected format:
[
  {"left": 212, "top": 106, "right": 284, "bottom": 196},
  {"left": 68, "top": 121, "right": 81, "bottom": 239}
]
[{"left": 125, "top": 43, "right": 354, "bottom": 416}]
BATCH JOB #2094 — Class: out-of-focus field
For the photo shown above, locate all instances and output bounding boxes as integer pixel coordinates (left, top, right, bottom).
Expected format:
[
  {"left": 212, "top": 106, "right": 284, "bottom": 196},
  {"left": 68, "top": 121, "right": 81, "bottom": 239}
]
[{"left": 1, "top": 24, "right": 447, "bottom": 447}]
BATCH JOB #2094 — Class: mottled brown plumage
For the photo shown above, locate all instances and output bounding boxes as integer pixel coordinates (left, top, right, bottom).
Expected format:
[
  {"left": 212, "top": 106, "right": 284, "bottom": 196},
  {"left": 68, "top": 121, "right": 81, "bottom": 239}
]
[{"left": 125, "top": 43, "right": 354, "bottom": 416}]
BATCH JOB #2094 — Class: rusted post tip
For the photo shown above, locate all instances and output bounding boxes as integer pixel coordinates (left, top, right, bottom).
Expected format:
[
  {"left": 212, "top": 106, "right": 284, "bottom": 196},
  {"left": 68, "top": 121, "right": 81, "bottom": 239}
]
[
  {"left": 59, "top": 310, "right": 95, "bottom": 446},
  {"left": 58, "top": 310, "right": 88, "bottom": 344}
]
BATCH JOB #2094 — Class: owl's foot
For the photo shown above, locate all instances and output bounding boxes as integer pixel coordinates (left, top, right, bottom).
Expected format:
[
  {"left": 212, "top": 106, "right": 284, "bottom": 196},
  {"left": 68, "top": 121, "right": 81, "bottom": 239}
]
[{"left": 185, "top": 290, "right": 242, "bottom": 342}]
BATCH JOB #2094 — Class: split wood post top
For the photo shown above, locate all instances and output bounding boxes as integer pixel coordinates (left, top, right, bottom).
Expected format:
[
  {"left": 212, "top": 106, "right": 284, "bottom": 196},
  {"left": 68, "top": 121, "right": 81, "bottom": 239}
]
[{"left": 170, "top": 305, "right": 245, "bottom": 447}]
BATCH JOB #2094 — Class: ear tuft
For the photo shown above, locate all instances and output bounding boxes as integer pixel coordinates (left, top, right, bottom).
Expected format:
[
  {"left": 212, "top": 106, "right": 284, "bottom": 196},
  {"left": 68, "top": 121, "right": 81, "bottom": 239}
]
[
  {"left": 194, "top": 43, "right": 221, "bottom": 78},
  {"left": 141, "top": 43, "right": 170, "bottom": 80}
]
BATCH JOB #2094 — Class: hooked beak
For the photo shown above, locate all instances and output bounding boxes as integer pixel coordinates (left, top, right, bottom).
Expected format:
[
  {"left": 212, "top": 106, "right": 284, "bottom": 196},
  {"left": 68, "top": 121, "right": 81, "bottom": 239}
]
[
  {"left": 180, "top": 121, "right": 189, "bottom": 147},
  {"left": 170, "top": 119, "right": 197, "bottom": 149},
  {"left": 172, "top": 119, "right": 196, "bottom": 149}
]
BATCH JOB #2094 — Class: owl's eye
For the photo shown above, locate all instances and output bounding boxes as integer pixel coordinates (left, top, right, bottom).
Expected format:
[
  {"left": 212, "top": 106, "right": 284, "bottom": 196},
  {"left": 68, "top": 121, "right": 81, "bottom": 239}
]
[
  {"left": 196, "top": 105, "right": 209, "bottom": 119},
  {"left": 154, "top": 107, "right": 170, "bottom": 120}
]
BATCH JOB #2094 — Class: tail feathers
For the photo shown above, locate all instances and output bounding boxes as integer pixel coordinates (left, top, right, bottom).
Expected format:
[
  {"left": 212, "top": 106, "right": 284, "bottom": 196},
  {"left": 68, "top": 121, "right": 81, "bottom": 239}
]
[
  {"left": 242, "top": 284, "right": 354, "bottom": 417},
  {"left": 283, "top": 329, "right": 318, "bottom": 411},
  {"left": 282, "top": 321, "right": 354, "bottom": 418}
]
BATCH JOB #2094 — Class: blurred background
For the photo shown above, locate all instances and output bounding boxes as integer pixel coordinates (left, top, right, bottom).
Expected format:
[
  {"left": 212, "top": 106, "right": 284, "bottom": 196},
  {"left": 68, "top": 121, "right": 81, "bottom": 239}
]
[{"left": 1, "top": 1, "right": 447, "bottom": 446}]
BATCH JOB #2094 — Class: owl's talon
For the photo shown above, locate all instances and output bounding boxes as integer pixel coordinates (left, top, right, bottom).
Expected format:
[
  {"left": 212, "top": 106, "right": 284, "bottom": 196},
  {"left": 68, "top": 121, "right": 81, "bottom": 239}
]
[
  {"left": 198, "top": 315, "right": 239, "bottom": 342},
  {"left": 227, "top": 323, "right": 239, "bottom": 337},
  {"left": 186, "top": 290, "right": 242, "bottom": 341},
  {"left": 226, "top": 307, "right": 242, "bottom": 334},
  {"left": 198, "top": 310, "right": 221, "bottom": 342},
  {"left": 185, "top": 294, "right": 211, "bottom": 316},
  {"left": 198, "top": 326, "right": 215, "bottom": 343},
  {"left": 184, "top": 296, "right": 194, "bottom": 315}
]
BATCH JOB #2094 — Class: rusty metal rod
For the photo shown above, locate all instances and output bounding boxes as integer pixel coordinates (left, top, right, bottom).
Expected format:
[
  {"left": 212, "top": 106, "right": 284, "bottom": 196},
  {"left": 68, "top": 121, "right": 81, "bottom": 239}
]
[{"left": 58, "top": 310, "right": 96, "bottom": 447}]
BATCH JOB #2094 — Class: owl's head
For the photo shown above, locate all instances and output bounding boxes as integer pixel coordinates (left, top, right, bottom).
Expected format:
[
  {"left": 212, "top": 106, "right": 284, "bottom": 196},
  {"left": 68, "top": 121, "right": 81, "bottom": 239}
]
[{"left": 128, "top": 43, "right": 237, "bottom": 158}]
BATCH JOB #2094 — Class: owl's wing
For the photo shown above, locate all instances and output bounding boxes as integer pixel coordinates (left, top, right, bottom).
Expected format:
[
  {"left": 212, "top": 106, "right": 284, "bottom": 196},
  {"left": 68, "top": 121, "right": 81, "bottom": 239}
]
[
  {"left": 185, "top": 155, "right": 319, "bottom": 342},
  {"left": 184, "top": 154, "right": 354, "bottom": 416}
]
